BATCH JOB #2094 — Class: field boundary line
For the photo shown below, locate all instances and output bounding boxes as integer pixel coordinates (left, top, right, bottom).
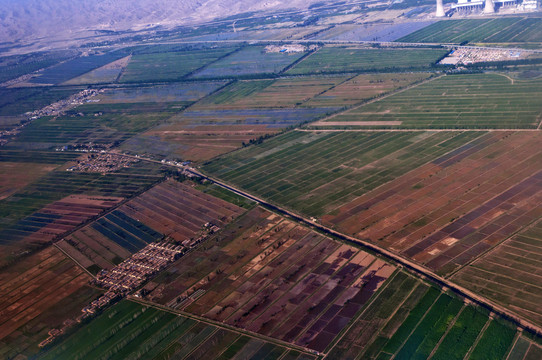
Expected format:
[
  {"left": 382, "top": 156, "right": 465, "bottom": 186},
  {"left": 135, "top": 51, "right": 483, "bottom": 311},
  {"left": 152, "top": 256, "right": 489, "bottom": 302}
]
[
  {"left": 53, "top": 242, "right": 96, "bottom": 279},
  {"left": 296, "top": 128, "right": 541, "bottom": 132},
  {"left": 462, "top": 315, "right": 492, "bottom": 360},
  {"left": 427, "top": 304, "right": 467, "bottom": 360}
]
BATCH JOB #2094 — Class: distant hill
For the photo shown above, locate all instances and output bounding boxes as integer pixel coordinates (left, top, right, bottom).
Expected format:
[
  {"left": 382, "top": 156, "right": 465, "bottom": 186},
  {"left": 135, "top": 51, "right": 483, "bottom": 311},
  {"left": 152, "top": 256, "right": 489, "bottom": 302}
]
[{"left": 0, "top": 0, "right": 323, "bottom": 42}]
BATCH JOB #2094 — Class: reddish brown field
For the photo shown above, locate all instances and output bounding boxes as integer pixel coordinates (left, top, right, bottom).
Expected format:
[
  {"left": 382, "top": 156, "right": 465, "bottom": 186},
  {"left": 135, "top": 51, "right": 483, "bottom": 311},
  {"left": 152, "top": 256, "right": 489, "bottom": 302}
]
[
  {"left": 146, "top": 206, "right": 395, "bottom": 352},
  {"left": 0, "top": 246, "right": 102, "bottom": 358},
  {"left": 0, "top": 162, "right": 56, "bottom": 200},
  {"left": 58, "top": 180, "right": 245, "bottom": 271},
  {"left": 322, "top": 131, "right": 542, "bottom": 275}
]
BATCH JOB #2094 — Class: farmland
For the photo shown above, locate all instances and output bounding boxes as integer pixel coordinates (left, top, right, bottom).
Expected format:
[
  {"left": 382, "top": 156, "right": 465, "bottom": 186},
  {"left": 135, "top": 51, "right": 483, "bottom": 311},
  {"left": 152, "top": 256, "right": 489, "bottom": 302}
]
[
  {"left": 122, "top": 107, "right": 337, "bottom": 162},
  {"left": 323, "top": 131, "right": 542, "bottom": 275},
  {"left": 0, "top": 160, "right": 164, "bottom": 236},
  {"left": 29, "top": 51, "right": 128, "bottom": 85},
  {"left": 96, "top": 81, "right": 227, "bottom": 103},
  {"left": 203, "top": 130, "right": 483, "bottom": 216},
  {"left": 286, "top": 47, "right": 448, "bottom": 75},
  {"left": 145, "top": 206, "right": 396, "bottom": 353},
  {"left": 191, "top": 46, "right": 306, "bottom": 78},
  {"left": 323, "top": 73, "right": 542, "bottom": 129},
  {"left": 398, "top": 17, "right": 542, "bottom": 44},
  {"left": 0, "top": 161, "right": 57, "bottom": 200},
  {"left": 12, "top": 102, "right": 181, "bottom": 147},
  {"left": 0, "top": 87, "right": 79, "bottom": 116},
  {"left": 453, "top": 218, "right": 542, "bottom": 326},
  {"left": 63, "top": 55, "right": 132, "bottom": 85},
  {"left": 0, "top": 246, "right": 102, "bottom": 359},
  {"left": 119, "top": 47, "right": 238, "bottom": 83},
  {"left": 38, "top": 300, "right": 316, "bottom": 360},
  {"left": 0, "top": 50, "right": 76, "bottom": 84},
  {"left": 58, "top": 179, "right": 245, "bottom": 272}
]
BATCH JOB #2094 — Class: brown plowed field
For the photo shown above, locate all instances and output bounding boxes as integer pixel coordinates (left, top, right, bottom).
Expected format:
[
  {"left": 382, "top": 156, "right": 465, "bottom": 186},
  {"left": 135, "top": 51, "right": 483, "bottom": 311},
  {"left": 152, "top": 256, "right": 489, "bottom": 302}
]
[
  {"left": 146, "top": 206, "right": 395, "bottom": 353},
  {"left": 322, "top": 131, "right": 542, "bottom": 275},
  {"left": 0, "top": 246, "right": 102, "bottom": 358}
]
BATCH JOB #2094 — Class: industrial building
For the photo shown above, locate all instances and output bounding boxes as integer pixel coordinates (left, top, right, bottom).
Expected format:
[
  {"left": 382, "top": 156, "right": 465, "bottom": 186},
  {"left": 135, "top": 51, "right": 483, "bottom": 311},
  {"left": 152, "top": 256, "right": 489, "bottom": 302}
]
[{"left": 436, "top": 0, "right": 538, "bottom": 16}]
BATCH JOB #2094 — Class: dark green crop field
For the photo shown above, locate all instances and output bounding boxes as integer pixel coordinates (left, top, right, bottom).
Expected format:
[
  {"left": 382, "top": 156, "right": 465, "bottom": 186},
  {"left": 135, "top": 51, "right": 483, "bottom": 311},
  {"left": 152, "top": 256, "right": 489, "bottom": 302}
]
[
  {"left": 325, "top": 73, "right": 542, "bottom": 129},
  {"left": 286, "top": 47, "right": 448, "bottom": 75},
  {"left": 203, "top": 130, "right": 482, "bottom": 216},
  {"left": 119, "top": 47, "right": 238, "bottom": 83},
  {"left": 38, "top": 300, "right": 314, "bottom": 360}
]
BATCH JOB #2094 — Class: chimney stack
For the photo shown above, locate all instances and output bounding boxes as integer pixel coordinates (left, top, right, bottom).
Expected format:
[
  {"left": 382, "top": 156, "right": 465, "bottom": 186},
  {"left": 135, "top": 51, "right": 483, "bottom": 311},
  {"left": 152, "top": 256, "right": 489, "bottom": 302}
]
[
  {"left": 436, "top": 0, "right": 445, "bottom": 17},
  {"left": 484, "top": 0, "right": 495, "bottom": 13}
]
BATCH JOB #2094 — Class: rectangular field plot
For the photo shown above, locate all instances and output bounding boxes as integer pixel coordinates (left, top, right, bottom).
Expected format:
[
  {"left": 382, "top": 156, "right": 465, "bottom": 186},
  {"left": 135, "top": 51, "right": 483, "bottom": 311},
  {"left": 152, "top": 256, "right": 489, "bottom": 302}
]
[
  {"left": 197, "top": 76, "right": 347, "bottom": 109},
  {"left": 38, "top": 300, "right": 314, "bottom": 360},
  {"left": 13, "top": 102, "right": 181, "bottom": 148},
  {"left": 96, "top": 81, "right": 227, "bottom": 103},
  {"left": 58, "top": 180, "right": 245, "bottom": 271},
  {"left": 286, "top": 47, "right": 448, "bottom": 75},
  {"left": 304, "top": 73, "right": 432, "bottom": 108},
  {"left": 324, "top": 73, "right": 542, "bottom": 129},
  {"left": 145, "top": 206, "right": 396, "bottom": 353},
  {"left": 310, "top": 21, "right": 436, "bottom": 42},
  {"left": 0, "top": 161, "right": 164, "bottom": 239},
  {"left": 324, "top": 131, "right": 542, "bottom": 276},
  {"left": 122, "top": 107, "right": 337, "bottom": 162},
  {"left": 203, "top": 130, "right": 483, "bottom": 216},
  {"left": 119, "top": 47, "right": 238, "bottom": 83},
  {"left": 398, "top": 17, "right": 542, "bottom": 44},
  {"left": 0, "top": 50, "right": 76, "bottom": 84},
  {"left": 62, "top": 55, "right": 131, "bottom": 85},
  {"left": 191, "top": 46, "right": 305, "bottom": 78},
  {"left": 29, "top": 51, "right": 127, "bottom": 85},
  {"left": 452, "top": 218, "right": 542, "bottom": 326},
  {"left": 0, "top": 162, "right": 57, "bottom": 200},
  {"left": 0, "top": 87, "right": 78, "bottom": 117},
  {"left": 0, "top": 246, "right": 102, "bottom": 359}
]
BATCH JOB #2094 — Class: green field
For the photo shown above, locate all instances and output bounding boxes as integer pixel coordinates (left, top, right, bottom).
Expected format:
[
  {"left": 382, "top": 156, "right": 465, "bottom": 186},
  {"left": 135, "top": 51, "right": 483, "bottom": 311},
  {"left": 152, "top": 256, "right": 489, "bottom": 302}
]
[
  {"left": 38, "top": 300, "right": 313, "bottom": 360},
  {"left": 120, "top": 47, "right": 238, "bottom": 83},
  {"left": 192, "top": 46, "right": 306, "bottom": 78},
  {"left": 0, "top": 87, "right": 79, "bottom": 117},
  {"left": 327, "top": 271, "right": 516, "bottom": 360},
  {"left": 12, "top": 102, "right": 184, "bottom": 147},
  {"left": 398, "top": 18, "right": 542, "bottom": 44},
  {"left": 203, "top": 130, "right": 482, "bottom": 216},
  {"left": 325, "top": 73, "right": 542, "bottom": 129},
  {"left": 286, "top": 47, "right": 448, "bottom": 75}
]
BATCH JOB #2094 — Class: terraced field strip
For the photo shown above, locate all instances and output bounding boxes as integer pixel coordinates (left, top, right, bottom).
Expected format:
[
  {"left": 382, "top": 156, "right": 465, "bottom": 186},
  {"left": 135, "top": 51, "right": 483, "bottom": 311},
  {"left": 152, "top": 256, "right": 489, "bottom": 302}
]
[
  {"left": 0, "top": 246, "right": 102, "bottom": 359},
  {"left": 325, "top": 73, "right": 542, "bottom": 129},
  {"left": 398, "top": 17, "right": 542, "bottom": 44},
  {"left": 203, "top": 130, "right": 483, "bottom": 217},
  {"left": 324, "top": 131, "right": 542, "bottom": 276},
  {"left": 58, "top": 179, "right": 245, "bottom": 272},
  {"left": 285, "top": 47, "right": 448, "bottom": 75},
  {"left": 453, "top": 218, "right": 542, "bottom": 326},
  {"left": 38, "top": 300, "right": 313, "bottom": 360}
]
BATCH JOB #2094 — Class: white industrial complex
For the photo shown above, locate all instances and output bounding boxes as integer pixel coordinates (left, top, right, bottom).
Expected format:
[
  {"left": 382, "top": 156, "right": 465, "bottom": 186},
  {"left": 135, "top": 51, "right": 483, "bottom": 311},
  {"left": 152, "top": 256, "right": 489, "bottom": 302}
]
[{"left": 436, "top": 0, "right": 538, "bottom": 16}]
